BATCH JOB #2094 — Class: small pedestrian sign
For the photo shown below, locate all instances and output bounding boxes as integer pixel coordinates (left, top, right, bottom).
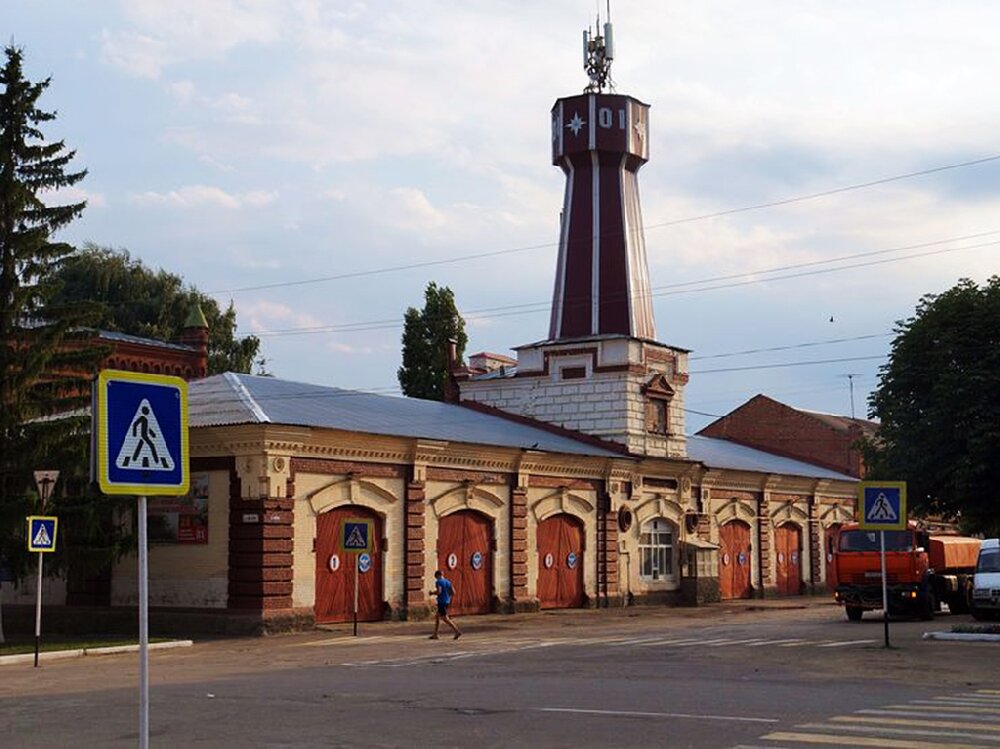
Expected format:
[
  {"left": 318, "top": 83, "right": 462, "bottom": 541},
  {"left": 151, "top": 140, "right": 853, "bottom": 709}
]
[
  {"left": 95, "top": 370, "right": 189, "bottom": 496},
  {"left": 27, "top": 516, "right": 58, "bottom": 553},
  {"left": 341, "top": 519, "right": 373, "bottom": 553},
  {"left": 857, "top": 481, "right": 907, "bottom": 531}
]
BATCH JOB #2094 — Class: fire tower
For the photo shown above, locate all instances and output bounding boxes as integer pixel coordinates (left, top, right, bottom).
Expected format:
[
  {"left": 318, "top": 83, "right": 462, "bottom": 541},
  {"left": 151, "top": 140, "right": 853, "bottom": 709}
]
[{"left": 459, "top": 18, "right": 689, "bottom": 459}]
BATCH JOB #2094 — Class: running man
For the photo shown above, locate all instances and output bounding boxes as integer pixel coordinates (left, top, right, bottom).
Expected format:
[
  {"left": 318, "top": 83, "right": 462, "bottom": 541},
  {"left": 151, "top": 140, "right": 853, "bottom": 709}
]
[{"left": 429, "top": 570, "right": 462, "bottom": 640}]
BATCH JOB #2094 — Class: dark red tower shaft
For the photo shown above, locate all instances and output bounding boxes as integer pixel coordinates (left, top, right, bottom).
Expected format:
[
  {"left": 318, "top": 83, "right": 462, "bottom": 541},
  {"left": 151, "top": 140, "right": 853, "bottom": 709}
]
[{"left": 549, "top": 93, "right": 656, "bottom": 341}]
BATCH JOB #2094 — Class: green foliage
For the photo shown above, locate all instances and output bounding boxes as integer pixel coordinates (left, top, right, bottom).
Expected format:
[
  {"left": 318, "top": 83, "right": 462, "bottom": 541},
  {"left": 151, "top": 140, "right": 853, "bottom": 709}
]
[
  {"left": 0, "top": 46, "right": 123, "bottom": 583},
  {"left": 397, "top": 282, "right": 467, "bottom": 400},
  {"left": 864, "top": 277, "right": 1000, "bottom": 535},
  {"left": 50, "top": 243, "right": 263, "bottom": 374}
]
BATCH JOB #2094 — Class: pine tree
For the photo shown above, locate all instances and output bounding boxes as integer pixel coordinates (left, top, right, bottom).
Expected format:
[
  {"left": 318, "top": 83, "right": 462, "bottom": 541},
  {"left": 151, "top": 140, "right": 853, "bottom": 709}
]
[
  {"left": 397, "top": 282, "right": 467, "bottom": 400},
  {"left": 0, "top": 46, "right": 111, "bottom": 590}
]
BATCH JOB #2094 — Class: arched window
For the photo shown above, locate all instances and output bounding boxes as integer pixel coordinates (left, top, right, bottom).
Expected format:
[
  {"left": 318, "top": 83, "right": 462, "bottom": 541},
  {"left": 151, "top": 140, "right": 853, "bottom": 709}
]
[{"left": 639, "top": 518, "right": 676, "bottom": 581}]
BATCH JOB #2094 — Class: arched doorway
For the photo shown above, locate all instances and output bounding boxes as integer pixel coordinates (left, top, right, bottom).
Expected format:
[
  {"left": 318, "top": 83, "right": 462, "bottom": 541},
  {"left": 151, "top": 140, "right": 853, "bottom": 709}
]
[
  {"left": 315, "top": 505, "right": 383, "bottom": 624},
  {"left": 437, "top": 510, "right": 494, "bottom": 615},
  {"left": 719, "top": 520, "right": 752, "bottom": 600},
  {"left": 536, "top": 513, "right": 585, "bottom": 609},
  {"left": 774, "top": 523, "right": 802, "bottom": 596}
]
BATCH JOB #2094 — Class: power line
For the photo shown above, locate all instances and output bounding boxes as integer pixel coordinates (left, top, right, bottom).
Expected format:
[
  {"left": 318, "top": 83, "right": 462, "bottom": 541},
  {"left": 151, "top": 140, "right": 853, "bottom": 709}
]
[
  {"left": 207, "top": 153, "right": 1000, "bottom": 295},
  {"left": 253, "top": 232, "right": 1000, "bottom": 337},
  {"left": 690, "top": 354, "right": 886, "bottom": 375}
]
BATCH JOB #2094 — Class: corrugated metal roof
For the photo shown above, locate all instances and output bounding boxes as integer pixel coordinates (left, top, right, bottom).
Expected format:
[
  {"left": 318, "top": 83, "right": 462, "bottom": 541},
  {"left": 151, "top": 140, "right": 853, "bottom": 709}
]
[
  {"left": 188, "top": 373, "right": 622, "bottom": 457},
  {"left": 686, "top": 435, "right": 856, "bottom": 482},
  {"left": 98, "top": 330, "right": 196, "bottom": 352}
]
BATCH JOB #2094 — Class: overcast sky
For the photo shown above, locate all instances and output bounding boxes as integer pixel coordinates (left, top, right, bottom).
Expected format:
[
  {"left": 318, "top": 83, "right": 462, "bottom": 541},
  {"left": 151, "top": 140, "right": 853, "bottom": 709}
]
[{"left": 7, "top": 1, "right": 1000, "bottom": 432}]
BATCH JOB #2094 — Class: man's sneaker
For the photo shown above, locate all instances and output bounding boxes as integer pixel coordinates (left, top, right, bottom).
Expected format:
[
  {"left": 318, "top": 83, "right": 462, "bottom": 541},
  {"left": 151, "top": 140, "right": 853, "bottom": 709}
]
[
  {"left": 453, "top": 632, "right": 462, "bottom": 640},
  {"left": 429, "top": 634, "right": 439, "bottom": 640}
]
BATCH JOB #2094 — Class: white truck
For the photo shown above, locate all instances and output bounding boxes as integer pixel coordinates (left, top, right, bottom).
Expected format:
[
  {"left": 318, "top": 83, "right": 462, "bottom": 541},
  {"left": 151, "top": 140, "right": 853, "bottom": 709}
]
[{"left": 970, "top": 538, "right": 1000, "bottom": 621}]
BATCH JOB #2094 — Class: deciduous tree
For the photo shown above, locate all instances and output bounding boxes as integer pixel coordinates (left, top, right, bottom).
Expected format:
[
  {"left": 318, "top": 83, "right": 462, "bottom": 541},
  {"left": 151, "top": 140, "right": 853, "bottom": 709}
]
[
  {"left": 864, "top": 277, "right": 1000, "bottom": 535},
  {"left": 397, "top": 282, "right": 467, "bottom": 400}
]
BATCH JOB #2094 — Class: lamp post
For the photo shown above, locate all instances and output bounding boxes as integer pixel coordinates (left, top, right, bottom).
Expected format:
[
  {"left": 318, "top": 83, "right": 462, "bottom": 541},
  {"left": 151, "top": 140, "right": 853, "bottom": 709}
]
[{"left": 32, "top": 470, "right": 59, "bottom": 668}]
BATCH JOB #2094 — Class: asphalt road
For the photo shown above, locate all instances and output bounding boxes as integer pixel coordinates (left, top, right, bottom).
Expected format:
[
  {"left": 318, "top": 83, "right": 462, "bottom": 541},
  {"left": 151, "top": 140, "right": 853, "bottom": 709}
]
[{"left": 3, "top": 599, "right": 998, "bottom": 748}]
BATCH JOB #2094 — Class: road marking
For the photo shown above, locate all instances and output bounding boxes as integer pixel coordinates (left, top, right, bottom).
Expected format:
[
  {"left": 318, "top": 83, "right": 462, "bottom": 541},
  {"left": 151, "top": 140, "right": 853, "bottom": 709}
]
[
  {"left": 858, "top": 709, "right": 1000, "bottom": 722},
  {"left": 534, "top": 707, "right": 778, "bottom": 724},
  {"left": 746, "top": 639, "right": 804, "bottom": 647},
  {"left": 607, "top": 636, "right": 682, "bottom": 646},
  {"left": 831, "top": 716, "right": 1000, "bottom": 733},
  {"left": 763, "top": 730, "right": 989, "bottom": 747},
  {"left": 295, "top": 635, "right": 397, "bottom": 648},
  {"left": 895, "top": 703, "right": 1000, "bottom": 715},
  {"left": 816, "top": 639, "right": 877, "bottom": 647},
  {"left": 672, "top": 638, "right": 737, "bottom": 647},
  {"left": 934, "top": 697, "right": 1000, "bottom": 705},
  {"left": 633, "top": 637, "right": 704, "bottom": 647},
  {"left": 796, "top": 721, "right": 1000, "bottom": 743}
]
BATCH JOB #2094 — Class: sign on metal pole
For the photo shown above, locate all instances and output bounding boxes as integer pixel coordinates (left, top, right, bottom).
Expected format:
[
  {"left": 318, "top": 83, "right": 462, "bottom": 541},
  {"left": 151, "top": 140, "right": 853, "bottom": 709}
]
[
  {"left": 26, "top": 517, "right": 58, "bottom": 553},
  {"left": 341, "top": 519, "right": 373, "bottom": 553},
  {"left": 94, "top": 370, "right": 189, "bottom": 496},
  {"left": 857, "top": 481, "right": 907, "bottom": 531},
  {"left": 93, "top": 369, "right": 189, "bottom": 749},
  {"left": 856, "top": 481, "right": 907, "bottom": 648}
]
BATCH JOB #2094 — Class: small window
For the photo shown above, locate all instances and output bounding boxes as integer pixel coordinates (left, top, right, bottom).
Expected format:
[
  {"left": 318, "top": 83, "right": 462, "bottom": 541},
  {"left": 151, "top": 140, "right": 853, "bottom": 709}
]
[
  {"left": 561, "top": 366, "right": 586, "bottom": 380},
  {"left": 646, "top": 398, "right": 669, "bottom": 434},
  {"left": 639, "top": 518, "right": 675, "bottom": 581}
]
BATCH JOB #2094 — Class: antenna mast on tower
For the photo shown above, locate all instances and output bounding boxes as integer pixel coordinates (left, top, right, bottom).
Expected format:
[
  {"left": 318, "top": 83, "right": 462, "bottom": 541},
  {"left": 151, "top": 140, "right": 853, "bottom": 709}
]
[{"left": 582, "top": 3, "right": 615, "bottom": 92}]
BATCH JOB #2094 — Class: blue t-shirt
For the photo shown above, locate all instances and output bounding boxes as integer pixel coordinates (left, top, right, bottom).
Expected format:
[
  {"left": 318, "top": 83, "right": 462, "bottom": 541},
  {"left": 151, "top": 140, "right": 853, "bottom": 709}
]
[{"left": 436, "top": 577, "right": 454, "bottom": 605}]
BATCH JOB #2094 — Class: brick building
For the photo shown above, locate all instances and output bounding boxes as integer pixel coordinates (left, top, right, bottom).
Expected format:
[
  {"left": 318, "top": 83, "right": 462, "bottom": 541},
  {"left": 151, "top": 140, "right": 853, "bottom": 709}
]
[{"left": 698, "top": 394, "right": 879, "bottom": 479}]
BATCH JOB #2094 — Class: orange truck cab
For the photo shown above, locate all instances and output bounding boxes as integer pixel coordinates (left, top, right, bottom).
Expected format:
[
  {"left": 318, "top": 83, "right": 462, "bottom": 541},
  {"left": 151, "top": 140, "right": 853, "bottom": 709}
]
[{"left": 833, "top": 522, "right": 979, "bottom": 622}]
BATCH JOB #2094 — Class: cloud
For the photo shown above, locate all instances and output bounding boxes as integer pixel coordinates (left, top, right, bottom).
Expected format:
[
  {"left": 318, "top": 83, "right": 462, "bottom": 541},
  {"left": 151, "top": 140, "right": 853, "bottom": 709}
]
[
  {"left": 41, "top": 186, "right": 107, "bottom": 209},
  {"left": 128, "top": 185, "right": 277, "bottom": 210}
]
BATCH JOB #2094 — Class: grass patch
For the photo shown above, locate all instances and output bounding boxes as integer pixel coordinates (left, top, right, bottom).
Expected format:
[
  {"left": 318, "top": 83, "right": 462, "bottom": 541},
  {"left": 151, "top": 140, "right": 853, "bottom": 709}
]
[
  {"left": 951, "top": 623, "right": 1000, "bottom": 635},
  {"left": 0, "top": 636, "right": 171, "bottom": 656}
]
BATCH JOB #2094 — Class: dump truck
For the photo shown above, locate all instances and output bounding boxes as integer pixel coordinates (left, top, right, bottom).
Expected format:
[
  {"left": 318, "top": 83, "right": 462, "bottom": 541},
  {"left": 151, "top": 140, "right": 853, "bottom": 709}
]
[{"left": 833, "top": 522, "right": 980, "bottom": 621}]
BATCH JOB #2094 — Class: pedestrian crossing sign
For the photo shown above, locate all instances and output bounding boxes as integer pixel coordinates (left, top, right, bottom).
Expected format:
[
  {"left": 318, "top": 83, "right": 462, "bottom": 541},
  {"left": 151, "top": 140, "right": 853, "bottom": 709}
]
[
  {"left": 857, "top": 481, "right": 907, "bottom": 531},
  {"left": 94, "top": 370, "right": 189, "bottom": 496},
  {"left": 341, "top": 519, "right": 373, "bottom": 553},
  {"left": 27, "top": 516, "right": 58, "bottom": 553}
]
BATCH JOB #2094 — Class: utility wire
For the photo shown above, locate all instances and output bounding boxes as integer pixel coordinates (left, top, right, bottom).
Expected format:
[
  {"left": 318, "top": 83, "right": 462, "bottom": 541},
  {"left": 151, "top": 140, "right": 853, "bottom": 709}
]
[{"left": 207, "top": 153, "right": 1000, "bottom": 295}]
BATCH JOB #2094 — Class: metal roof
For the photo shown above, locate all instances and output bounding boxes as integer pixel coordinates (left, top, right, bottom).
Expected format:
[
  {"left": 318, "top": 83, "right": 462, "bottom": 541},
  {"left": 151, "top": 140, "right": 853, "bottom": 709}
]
[
  {"left": 98, "top": 330, "right": 196, "bottom": 352},
  {"left": 188, "top": 373, "right": 622, "bottom": 458},
  {"left": 686, "top": 435, "right": 856, "bottom": 482}
]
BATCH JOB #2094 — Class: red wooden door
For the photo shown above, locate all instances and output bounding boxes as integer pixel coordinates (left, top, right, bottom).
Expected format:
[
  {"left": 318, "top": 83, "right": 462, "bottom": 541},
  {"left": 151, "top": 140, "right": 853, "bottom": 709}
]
[
  {"left": 824, "top": 524, "right": 841, "bottom": 592},
  {"left": 315, "top": 506, "right": 383, "bottom": 623},
  {"left": 536, "top": 514, "right": 585, "bottom": 609},
  {"left": 719, "top": 520, "right": 752, "bottom": 600},
  {"left": 775, "top": 523, "right": 802, "bottom": 596},
  {"left": 437, "top": 510, "right": 493, "bottom": 615}
]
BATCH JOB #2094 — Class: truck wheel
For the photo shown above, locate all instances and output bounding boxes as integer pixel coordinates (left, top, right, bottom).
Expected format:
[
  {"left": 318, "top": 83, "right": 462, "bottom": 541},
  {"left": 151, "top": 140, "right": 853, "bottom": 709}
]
[
  {"left": 846, "top": 606, "right": 863, "bottom": 622},
  {"left": 919, "top": 592, "right": 935, "bottom": 621}
]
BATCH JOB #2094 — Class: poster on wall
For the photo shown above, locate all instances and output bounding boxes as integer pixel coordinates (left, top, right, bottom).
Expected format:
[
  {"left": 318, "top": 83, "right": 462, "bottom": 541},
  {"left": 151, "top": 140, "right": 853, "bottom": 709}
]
[{"left": 148, "top": 472, "right": 209, "bottom": 544}]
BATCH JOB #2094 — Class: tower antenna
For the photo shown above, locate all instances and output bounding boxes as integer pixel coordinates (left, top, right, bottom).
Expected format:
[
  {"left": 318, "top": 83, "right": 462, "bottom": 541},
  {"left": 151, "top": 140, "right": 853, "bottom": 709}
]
[
  {"left": 582, "top": 6, "right": 615, "bottom": 92},
  {"left": 839, "top": 373, "right": 862, "bottom": 419}
]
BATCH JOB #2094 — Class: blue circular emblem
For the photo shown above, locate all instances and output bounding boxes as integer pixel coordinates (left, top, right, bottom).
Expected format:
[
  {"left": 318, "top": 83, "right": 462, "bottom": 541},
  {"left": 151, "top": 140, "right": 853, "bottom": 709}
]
[
  {"left": 737, "top": 551, "right": 747, "bottom": 566},
  {"left": 471, "top": 551, "right": 483, "bottom": 570},
  {"left": 566, "top": 552, "right": 578, "bottom": 569},
  {"left": 358, "top": 553, "right": 372, "bottom": 573}
]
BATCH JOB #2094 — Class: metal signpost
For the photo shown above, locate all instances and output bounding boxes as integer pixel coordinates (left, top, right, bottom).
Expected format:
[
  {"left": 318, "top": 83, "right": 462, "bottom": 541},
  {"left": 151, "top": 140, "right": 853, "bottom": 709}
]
[
  {"left": 857, "top": 481, "right": 907, "bottom": 648},
  {"left": 341, "top": 519, "right": 373, "bottom": 636},
  {"left": 94, "top": 370, "right": 189, "bottom": 749},
  {"left": 28, "top": 469, "right": 59, "bottom": 668}
]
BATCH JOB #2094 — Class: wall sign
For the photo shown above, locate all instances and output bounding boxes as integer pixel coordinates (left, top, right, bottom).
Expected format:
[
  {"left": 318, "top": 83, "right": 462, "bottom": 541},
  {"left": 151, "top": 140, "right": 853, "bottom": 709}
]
[
  {"left": 447, "top": 553, "right": 458, "bottom": 569},
  {"left": 566, "top": 552, "right": 578, "bottom": 569},
  {"left": 544, "top": 553, "right": 554, "bottom": 569},
  {"left": 329, "top": 554, "right": 340, "bottom": 572},
  {"left": 470, "top": 551, "right": 483, "bottom": 570},
  {"left": 358, "top": 553, "right": 372, "bottom": 573}
]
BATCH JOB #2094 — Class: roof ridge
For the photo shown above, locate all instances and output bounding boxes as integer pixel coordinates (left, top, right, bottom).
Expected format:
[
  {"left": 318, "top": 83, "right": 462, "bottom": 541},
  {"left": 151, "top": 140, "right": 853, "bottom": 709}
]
[{"left": 224, "top": 372, "right": 271, "bottom": 423}]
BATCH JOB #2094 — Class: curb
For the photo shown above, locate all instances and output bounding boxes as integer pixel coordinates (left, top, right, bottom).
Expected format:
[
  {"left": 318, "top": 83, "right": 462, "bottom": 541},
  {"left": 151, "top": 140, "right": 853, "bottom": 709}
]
[
  {"left": 0, "top": 639, "right": 194, "bottom": 666},
  {"left": 923, "top": 631, "right": 1000, "bottom": 642}
]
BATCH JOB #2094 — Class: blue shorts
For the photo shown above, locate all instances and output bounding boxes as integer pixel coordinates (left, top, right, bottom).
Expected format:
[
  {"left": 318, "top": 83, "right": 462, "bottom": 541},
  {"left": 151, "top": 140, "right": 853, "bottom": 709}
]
[{"left": 437, "top": 601, "right": 450, "bottom": 616}]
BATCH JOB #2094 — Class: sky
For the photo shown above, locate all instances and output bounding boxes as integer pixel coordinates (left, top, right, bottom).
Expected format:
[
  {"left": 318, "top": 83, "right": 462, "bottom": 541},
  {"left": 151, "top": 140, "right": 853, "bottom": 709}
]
[{"left": 6, "top": 1, "right": 1000, "bottom": 433}]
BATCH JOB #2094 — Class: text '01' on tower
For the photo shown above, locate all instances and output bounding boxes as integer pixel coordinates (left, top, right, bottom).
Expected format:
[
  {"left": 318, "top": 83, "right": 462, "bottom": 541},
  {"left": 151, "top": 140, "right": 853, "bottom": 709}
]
[{"left": 549, "top": 16, "right": 655, "bottom": 342}]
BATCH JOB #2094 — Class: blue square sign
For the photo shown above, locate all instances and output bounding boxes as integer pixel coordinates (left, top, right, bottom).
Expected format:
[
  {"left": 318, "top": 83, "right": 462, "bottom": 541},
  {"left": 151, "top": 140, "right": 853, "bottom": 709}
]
[
  {"left": 857, "top": 481, "right": 907, "bottom": 531},
  {"left": 341, "top": 519, "right": 373, "bottom": 553},
  {"left": 95, "top": 370, "right": 189, "bottom": 496},
  {"left": 27, "top": 516, "right": 58, "bottom": 553}
]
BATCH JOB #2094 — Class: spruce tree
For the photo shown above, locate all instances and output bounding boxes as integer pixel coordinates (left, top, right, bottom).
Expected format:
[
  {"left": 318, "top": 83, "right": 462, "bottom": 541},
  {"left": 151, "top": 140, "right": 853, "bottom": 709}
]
[
  {"left": 0, "top": 45, "right": 110, "bottom": 588},
  {"left": 397, "top": 282, "right": 467, "bottom": 400}
]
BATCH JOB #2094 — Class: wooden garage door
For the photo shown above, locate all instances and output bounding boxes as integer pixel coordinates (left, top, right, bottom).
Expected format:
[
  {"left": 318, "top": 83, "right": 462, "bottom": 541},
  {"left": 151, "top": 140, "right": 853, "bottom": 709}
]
[
  {"left": 719, "top": 520, "right": 752, "bottom": 600},
  {"left": 315, "top": 506, "right": 383, "bottom": 624},
  {"left": 537, "top": 513, "right": 585, "bottom": 609},
  {"left": 775, "top": 523, "right": 802, "bottom": 596},
  {"left": 437, "top": 510, "right": 493, "bottom": 615}
]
